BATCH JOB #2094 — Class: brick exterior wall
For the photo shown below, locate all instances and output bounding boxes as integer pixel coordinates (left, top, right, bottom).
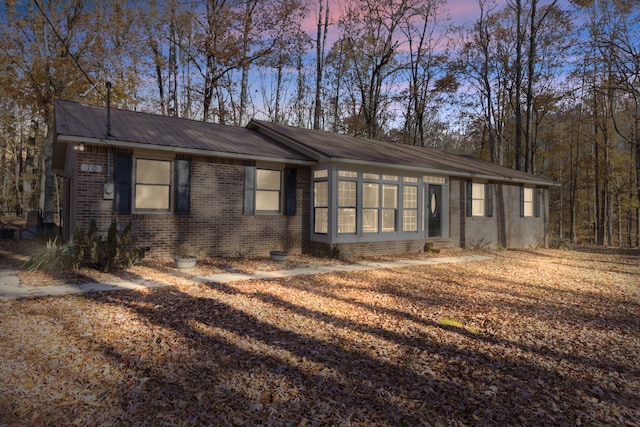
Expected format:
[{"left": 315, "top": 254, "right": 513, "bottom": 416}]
[
  {"left": 64, "top": 145, "right": 549, "bottom": 260},
  {"left": 65, "top": 145, "right": 311, "bottom": 258},
  {"left": 449, "top": 178, "right": 549, "bottom": 249},
  {"left": 306, "top": 239, "right": 458, "bottom": 258}
]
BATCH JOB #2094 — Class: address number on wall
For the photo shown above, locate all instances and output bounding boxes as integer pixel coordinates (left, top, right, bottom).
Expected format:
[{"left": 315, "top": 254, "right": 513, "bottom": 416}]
[{"left": 81, "top": 164, "right": 103, "bottom": 173}]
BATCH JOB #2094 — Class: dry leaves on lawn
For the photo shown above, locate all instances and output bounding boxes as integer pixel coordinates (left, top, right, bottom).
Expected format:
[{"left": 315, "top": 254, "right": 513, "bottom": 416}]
[{"left": 0, "top": 247, "right": 638, "bottom": 425}]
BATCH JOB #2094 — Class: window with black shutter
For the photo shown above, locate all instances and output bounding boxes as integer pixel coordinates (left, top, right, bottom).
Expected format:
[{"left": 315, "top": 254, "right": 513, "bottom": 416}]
[
  {"left": 175, "top": 159, "right": 191, "bottom": 214},
  {"left": 114, "top": 152, "right": 132, "bottom": 214}
]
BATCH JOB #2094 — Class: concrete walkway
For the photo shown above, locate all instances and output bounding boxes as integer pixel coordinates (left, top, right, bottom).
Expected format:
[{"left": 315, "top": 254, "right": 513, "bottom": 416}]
[{"left": 0, "top": 254, "right": 491, "bottom": 300}]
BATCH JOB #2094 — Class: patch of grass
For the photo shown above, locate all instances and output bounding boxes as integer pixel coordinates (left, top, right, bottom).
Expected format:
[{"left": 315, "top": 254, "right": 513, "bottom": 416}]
[{"left": 438, "top": 317, "right": 478, "bottom": 334}]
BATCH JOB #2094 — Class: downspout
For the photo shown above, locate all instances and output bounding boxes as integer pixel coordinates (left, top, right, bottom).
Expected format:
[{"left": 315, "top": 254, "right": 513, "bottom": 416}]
[
  {"left": 104, "top": 82, "right": 115, "bottom": 205},
  {"left": 106, "top": 82, "right": 112, "bottom": 138}
]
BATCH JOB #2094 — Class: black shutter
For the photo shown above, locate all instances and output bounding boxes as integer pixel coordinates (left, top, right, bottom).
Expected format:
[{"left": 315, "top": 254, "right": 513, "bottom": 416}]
[
  {"left": 114, "top": 152, "right": 132, "bottom": 214},
  {"left": 520, "top": 185, "right": 525, "bottom": 217},
  {"left": 535, "top": 187, "right": 541, "bottom": 217},
  {"left": 466, "top": 181, "right": 472, "bottom": 217},
  {"left": 284, "top": 167, "right": 296, "bottom": 216},
  {"left": 175, "top": 158, "right": 191, "bottom": 214},
  {"left": 243, "top": 165, "right": 256, "bottom": 215},
  {"left": 486, "top": 182, "right": 493, "bottom": 217}
]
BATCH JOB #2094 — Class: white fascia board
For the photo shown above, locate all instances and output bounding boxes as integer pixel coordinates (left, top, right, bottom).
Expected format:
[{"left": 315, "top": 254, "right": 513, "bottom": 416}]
[{"left": 57, "top": 135, "right": 317, "bottom": 166}]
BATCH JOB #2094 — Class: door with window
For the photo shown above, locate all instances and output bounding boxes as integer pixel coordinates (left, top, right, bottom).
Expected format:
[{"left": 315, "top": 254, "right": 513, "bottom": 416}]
[{"left": 427, "top": 184, "right": 442, "bottom": 238}]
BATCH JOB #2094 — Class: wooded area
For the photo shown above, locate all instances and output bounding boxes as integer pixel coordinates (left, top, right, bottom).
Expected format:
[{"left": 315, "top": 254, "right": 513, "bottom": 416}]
[{"left": 0, "top": 0, "right": 638, "bottom": 247}]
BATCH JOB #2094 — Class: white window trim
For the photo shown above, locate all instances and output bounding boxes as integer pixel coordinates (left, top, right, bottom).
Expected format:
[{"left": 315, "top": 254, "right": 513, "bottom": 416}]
[
  {"left": 523, "top": 187, "right": 535, "bottom": 217},
  {"left": 471, "top": 182, "right": 486, "bottom": 217},
  {"left": 311, "top": 167, "right": 449, "bottom": 243},
  {"left": 255, "top": 167, "right": 283, "bottom": 214},
  {"left": 132, "top": 156, "right": 173, "bottom": 213}
]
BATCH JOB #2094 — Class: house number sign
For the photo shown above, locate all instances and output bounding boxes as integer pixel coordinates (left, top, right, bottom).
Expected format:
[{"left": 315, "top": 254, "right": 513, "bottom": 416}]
[{"left": 80, "top": 164, "right": 103, "bottom": 173}]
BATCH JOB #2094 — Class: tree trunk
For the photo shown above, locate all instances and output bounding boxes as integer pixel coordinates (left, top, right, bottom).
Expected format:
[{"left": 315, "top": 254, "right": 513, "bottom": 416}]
[
  {"left": 42, "top": 107, "right": 56, "bottom": 224},
  {"left": 314, "top": 0, "right": 329, "bottom": 130},
  {"left": 513, "top": 0, "right": 524, "bottom": 171}
]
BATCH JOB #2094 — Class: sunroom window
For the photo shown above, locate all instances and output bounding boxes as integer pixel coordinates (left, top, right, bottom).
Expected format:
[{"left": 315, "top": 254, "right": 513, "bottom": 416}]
[
  {"left": 382, "top": 184, "right": 397, "bottom": 232},
  {"left": 314, "top": 180, "right": 328, "bottom": 234},
  {"left": 338, "top": 180, "right": 356, "bottom": 234},
  {"left": 403, "top": 185, "right": 418, "bottom": 231},
  {"left": 363, "top": 182, "right": 379, "bottom": 233}
]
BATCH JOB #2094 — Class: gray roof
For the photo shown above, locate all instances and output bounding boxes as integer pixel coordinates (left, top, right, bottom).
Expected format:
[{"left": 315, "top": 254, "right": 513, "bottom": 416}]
[
  {"left": 248, "top": 120, "right": 557, "bottom": 186},
  {"left": 54, "top": 100, "right": 313, "bottom": 163},
  {"left": 53, "top": 100, "right": 556, "bottom": 187}
]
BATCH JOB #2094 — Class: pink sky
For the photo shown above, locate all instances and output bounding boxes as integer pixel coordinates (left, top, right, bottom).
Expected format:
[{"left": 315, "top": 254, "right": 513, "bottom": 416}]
[
  {"left": 301, "top": 0, "right": 496, "bottom": 40},
  {"left": 301, "top": 0, "right": 572, "bottom": 48}
]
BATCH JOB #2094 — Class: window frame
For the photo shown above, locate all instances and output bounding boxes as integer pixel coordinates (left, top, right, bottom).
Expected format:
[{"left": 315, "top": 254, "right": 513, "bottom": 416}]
[
  {"left": 313, "top": 179, "right": 329, "bottom": 234},
  {"left": 381, "top": 183, "right": 398, "bottom": 232},
  {"left": 466, "top": 181, "right": 493, "bottom": 218},
  {"left": 521, "top": 186, "right": 540, "bottom": 218},
  {"left": 132, "top": 157, "right": 173, "bottom": 213},
  {"left": 337, "top": 177, "right": 357, "bottom": 234},
  {"left": 255, "top": 168, "right": 283, "bottom": 214},
  {"left": 402, "top": 184, "right": 418, "bottom": 232},
  {"left": 310, "top": 168, "right": 449, "bottom": 243},
  {"left": 362, "top": 181, "right": 379, "bottom": 233},
  {"left": 471, "top": 182, "right": 486, "bottom": 217}
]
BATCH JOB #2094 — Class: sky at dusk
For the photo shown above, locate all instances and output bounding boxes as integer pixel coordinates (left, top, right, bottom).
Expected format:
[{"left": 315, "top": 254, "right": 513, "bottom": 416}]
[{"left": 301, "top": 0, "right": 575, "bottom": 46}]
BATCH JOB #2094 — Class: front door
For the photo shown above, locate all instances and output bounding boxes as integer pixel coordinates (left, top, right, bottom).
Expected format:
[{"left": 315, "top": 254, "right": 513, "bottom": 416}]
[{"left": 427, "top": 184, "right": 442, "bottom": 238}]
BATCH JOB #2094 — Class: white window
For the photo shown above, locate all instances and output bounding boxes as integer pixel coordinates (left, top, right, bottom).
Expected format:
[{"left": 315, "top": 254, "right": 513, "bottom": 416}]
[
  {"left": 314, "top": 180, "right": 328, "bottom": 234},
  {"left": 135, "top": 158, "right": 171, "bottom": 211},
  {"left": 472, "top": 183, "right": 485, "bottom": 216},
  {"left": 314, "top": 169, "right": 328, "bottom": 178},
  {"left": 382, "top": 184, "right": 397, "bottom": 232},
  {"left": 424, "top": 175, "right": 446, "bottom": 184},
  {"left": 403, "top": 185, "right": 418, "bottom": 231},
  {"left": 338, "top": 170, "right": 358, "bottom": 178},
  {"left": 363, "top": 182, "right": 379, "bottom": 233},
  {"left": 256, "top": 169, "right": 281, "bottom": 212},
  {"left": 523, "top": 187, "right": 534, "bottom": 217},
  {"left": 338, "top": 180, "right": 356, "bottom": 234}
]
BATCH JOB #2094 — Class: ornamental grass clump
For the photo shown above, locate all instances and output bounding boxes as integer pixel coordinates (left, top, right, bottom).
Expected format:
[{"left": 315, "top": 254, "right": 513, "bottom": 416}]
[{"left": 23, "top": 219, "right": 147, "bottom": 273}]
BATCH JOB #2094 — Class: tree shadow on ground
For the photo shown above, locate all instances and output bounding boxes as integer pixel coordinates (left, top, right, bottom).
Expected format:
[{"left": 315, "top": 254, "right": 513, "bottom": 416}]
[{"left": 73, "top": 260, "right": 640, "bottom": 425}]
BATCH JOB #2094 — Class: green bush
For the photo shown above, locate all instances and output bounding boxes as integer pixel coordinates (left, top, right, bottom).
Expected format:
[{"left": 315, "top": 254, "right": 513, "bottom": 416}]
[
  {"left": 22, "top": 237, "right": 74, "bottom": 272},
  {"left": 23, "top": 220, "right": 148, "bottom": 273}
]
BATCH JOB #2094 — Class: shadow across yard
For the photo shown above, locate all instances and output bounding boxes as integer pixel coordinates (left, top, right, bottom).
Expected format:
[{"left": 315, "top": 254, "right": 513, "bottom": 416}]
[{"left": 0, "top": 248, "right": 638, "bottom": 425}]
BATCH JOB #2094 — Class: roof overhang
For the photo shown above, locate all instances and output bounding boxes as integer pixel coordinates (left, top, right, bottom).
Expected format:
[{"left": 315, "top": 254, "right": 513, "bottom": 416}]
[
  {"left": 56, "top": 134, "right": 317, "bottom": 166},
  {"left": 323, "top": 158, "right": 560, "bottom": 187},
  {"left": 247, "top": 120, "right": 329, "bottom": 162}
]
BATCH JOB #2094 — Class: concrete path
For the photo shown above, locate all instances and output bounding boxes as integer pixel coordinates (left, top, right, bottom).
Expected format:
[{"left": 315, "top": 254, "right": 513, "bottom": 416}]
[{"left": 0, "top": 254, "right": 491, "bottom": 300}]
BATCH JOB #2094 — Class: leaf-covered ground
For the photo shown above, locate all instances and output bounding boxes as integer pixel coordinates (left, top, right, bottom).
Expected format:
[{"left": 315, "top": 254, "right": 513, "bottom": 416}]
[{"left": 1, "top": 247, "right": 639, "bottom": 426}]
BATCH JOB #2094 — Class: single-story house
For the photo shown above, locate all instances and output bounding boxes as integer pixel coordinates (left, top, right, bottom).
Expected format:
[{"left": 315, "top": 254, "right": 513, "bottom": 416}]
[{"left": 52, "top": 99, "right": 556, "bottom": 258}]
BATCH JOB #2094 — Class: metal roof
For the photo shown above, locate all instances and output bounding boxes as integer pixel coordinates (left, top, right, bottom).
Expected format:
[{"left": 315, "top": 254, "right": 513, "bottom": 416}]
[
  {"left": 53, "top": 100, "right": 556, "bottom": 187},
  {"left": 54, "top": 100, "right": 314, "bottom": 163},
  {"left": 248, "top": 120, "right": 557, "bottom": 187}
]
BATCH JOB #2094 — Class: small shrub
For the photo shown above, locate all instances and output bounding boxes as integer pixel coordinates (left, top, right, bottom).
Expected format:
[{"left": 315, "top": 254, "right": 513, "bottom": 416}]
[
  {"left": 551, "top": 237, "right": 574, "bottom": 250},
  {"left": 329, "top": 244, "right": 342, "bottom": 259},
  {"left": 23, "top": 220, "right": 148, "bottom": 273},
  {"left": 234, "top": 246, "right": 251, "bottom": 260},
  {"left": 465, "top": 237, "right": 492, "bottom": 251},
  {"left": 22, "top": 237, "right": 73, "bottom": 272}
]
